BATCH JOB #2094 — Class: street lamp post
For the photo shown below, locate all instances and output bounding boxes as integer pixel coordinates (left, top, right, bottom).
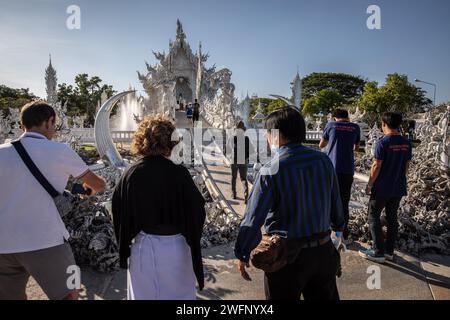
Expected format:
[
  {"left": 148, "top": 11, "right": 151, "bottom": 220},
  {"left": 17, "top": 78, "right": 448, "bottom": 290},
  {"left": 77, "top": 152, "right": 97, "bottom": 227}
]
[{"left": 415, "top": 79, "right": 437, "bottom": 107}]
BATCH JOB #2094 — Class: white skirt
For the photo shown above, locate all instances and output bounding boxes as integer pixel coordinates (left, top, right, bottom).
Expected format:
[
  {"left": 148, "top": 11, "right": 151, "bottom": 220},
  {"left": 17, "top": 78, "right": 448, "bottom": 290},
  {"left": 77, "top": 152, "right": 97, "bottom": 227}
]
[{"left": 127, "top": 232, "right": 197, "bottom": 300}]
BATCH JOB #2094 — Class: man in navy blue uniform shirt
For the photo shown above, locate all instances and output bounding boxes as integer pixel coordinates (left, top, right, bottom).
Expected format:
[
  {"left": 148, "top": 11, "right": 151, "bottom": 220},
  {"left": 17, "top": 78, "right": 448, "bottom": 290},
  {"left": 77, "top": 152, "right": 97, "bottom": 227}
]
[
  {"left": 320, "top": 109, "right": 360, "bottom": 241},
  {"left": 359, "top": 112, "right": 412, "bottom": 263}
]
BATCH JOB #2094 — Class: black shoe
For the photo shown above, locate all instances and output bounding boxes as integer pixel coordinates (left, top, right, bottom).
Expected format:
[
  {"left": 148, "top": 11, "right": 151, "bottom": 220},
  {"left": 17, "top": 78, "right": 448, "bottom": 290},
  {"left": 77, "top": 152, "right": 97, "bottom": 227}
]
[
  {"left": 232, "top": 194, "right": 237, "bottom": 200},
  {"left": 384, "top": 253, "right": 395, "bottom": 261}
]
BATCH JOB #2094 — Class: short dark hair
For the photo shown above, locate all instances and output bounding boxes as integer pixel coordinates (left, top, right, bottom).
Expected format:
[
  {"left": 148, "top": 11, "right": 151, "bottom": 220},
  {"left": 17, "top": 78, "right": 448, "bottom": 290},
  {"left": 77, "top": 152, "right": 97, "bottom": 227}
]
[
  {"left": 236, "top": 120, "right": 246, "bottom": 130},
  {"left": 264, "top": 106, "right": 306, "bottom": 143},
  {"left": 332, "top": 108, "right": 349, "bottom": 119},
  {"left": 20, "top": 101, "right": 56, "bottom": 129},
  {"left": 381, "top": 112, "right": 403, "bottom": 129}
]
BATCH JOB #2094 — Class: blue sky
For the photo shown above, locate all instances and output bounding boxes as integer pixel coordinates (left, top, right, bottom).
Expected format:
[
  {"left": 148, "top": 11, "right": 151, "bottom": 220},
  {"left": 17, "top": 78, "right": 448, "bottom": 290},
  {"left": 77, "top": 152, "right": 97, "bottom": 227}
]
[{"left": 1, "top": 0, "right": 449, "bottom": 103}]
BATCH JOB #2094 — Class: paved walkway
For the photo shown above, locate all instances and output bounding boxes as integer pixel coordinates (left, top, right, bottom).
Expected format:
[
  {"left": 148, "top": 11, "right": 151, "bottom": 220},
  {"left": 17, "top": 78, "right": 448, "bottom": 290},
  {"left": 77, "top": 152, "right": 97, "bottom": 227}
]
[
  {"left": 197, "top": 165, "right": 450, "bottom": 300},
  {"left": 26, "top": 243, "right": 450, "bottom": 300}
]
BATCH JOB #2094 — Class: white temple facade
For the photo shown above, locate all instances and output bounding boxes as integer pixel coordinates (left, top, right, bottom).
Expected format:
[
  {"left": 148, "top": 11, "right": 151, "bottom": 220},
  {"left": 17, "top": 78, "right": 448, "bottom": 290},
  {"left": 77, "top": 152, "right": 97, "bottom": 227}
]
[{"left": 137, "top": 19, "right": 238, "bottom": 128}]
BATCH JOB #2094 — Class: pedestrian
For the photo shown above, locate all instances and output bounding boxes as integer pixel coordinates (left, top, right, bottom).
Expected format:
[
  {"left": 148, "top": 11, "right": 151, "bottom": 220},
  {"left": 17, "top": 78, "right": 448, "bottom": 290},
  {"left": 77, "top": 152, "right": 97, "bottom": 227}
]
[
  {"left": 359, "top": 112, "right": 412, "bottom": 263},
  {"left": 0, "top": 101, "right": 106, "bottom": 300},
  {"left": 112, "top": 115, "right": 206, "bottom": 300},
  {"left": 319, "top": 109, "right": 360, "bottom": 241},
  {"left": 192, "top": 99, "right": 200, "bottom": 124},
  {"left": 229, "top": 121, "right": 251, "bottom": 204},
  {"left": 235, "top": 107, "right": 345, "bottom": 300}
]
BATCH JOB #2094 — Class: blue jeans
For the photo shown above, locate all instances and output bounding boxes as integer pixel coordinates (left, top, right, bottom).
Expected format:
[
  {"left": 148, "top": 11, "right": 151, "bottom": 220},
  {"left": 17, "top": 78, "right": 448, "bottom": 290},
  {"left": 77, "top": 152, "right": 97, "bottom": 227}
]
[{"left": 368, "top": 196, "right": 402, "bottom": 255}]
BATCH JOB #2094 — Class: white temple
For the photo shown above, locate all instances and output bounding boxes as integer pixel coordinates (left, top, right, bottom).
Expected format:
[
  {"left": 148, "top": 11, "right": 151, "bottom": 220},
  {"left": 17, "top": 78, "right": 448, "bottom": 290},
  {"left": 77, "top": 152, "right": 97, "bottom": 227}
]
[{"left": 137, "top": 19, "right": 238, "bottom": 128}]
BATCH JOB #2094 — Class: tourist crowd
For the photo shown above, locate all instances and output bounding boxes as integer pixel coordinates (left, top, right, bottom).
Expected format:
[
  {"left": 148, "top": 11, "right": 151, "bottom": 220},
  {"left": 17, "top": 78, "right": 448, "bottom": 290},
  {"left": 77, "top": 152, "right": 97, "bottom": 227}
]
[{"left": 0, "top": 101, "right": 411, "bottom": 300}]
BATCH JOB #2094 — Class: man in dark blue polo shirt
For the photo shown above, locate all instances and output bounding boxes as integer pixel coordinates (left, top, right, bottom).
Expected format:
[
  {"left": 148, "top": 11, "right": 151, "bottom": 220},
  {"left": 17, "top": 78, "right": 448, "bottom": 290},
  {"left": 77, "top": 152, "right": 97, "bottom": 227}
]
[
  {"left": 320, "top": 109, "right": 360, "bottom": 241},
  {"left": 359, "top": 112, "right": 412, "bottom": 263},
  {"left": 235, "top": 107, "right": 344, "bottom": 300}
]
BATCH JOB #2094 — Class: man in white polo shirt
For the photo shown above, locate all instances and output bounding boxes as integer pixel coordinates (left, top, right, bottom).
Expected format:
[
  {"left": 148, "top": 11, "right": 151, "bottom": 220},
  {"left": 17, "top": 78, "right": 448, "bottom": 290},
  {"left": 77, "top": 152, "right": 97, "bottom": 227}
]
[{"left": 0, "top": 101, "right": 106, "bottom": 300}]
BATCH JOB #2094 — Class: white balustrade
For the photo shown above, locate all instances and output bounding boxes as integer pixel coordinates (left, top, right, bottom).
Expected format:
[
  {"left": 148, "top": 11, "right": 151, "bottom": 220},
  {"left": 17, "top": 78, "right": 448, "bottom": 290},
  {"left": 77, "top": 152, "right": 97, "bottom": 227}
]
[{"left": 71, "top": 128, "right": 135, "bottom": 144}]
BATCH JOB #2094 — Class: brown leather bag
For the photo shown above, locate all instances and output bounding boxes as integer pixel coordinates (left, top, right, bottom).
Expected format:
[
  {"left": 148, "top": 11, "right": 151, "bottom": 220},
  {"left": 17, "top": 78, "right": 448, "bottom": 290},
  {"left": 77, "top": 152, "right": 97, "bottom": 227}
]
[{"left": 250, "top": 234, "right": 288, "bottom": 273}]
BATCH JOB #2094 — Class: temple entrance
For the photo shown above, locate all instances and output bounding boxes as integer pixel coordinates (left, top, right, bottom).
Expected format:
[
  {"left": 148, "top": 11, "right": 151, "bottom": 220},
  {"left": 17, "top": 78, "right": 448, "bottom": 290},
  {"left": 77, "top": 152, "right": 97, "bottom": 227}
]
[{"left": 174, "top": 77, "right": 193, "bottom": 108}]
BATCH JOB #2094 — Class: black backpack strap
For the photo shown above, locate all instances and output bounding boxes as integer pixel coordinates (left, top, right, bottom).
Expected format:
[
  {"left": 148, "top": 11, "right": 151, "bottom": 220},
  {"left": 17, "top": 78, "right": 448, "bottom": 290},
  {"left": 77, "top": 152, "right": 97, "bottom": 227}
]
[{"left": 11, "top": 140, "right": 59, "bottom": 198}]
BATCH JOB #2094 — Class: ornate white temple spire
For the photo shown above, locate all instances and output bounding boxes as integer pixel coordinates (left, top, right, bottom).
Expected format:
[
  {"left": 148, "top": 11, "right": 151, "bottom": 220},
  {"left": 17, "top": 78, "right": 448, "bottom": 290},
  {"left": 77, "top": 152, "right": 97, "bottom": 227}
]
[
  {"left": 292, "top": 68, "right": 302, "bottom": 110},
  {"left": 253, "top": 101, "right": 266, "bottom": 122},
  {"left": 45, "top": 54, "right": 58, "bottom": 105},
  {"left": 176, "top": 19, "right": 186, "bottom": 42},
  {"left": 269, "top": 68, "right": 302, "bottom": 109}
]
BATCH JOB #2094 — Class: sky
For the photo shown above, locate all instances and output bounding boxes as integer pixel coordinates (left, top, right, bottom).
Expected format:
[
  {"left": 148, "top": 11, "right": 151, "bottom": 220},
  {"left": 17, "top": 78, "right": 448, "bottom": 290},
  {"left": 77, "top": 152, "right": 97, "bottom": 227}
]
[{"left": 1, "top": 0, "right": 449, "bottom": 104}]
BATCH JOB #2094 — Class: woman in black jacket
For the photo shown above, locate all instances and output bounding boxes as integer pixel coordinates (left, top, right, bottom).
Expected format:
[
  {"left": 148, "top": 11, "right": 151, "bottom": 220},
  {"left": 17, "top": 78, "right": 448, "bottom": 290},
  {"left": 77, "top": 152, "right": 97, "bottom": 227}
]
[{"left": 112, "top": 115, "right": 206, "bottom": 300}]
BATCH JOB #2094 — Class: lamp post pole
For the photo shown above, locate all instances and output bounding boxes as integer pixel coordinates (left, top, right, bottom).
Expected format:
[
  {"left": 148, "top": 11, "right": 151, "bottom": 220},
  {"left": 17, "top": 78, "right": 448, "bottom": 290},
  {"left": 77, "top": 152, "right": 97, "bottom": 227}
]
[{"left": 415, "top": 79, "right": 437, "bottom": 107}]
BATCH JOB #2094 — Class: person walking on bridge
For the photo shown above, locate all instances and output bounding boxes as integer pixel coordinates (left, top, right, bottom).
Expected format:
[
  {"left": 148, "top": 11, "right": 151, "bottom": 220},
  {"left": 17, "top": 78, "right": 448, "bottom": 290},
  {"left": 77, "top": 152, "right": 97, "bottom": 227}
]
[
  {"left": 359, "top": 112, "right": 412, "bottom": 263},
  {"left": 235, "top": 107, "right": 344, "bottom": 300},
  {"left": 112, "top": 115, "right": 206, "bottom": 300},
  {"left": 319, "top": 109, "right": 360, "bottom": 242},
  {"left": 192, "top": 99, "right": 200, "bottom": 125},
  {"left": 229, "top": 121, "right": 252, "bottom": 204}
]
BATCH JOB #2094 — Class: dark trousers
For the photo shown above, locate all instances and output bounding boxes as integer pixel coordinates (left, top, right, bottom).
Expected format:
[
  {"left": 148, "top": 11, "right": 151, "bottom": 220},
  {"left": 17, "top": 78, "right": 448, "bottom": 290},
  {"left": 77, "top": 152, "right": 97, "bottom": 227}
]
[
  {"left": 368, "top": 196, "right": 402, "bottom": 255},
  {"left": 336, "top": 173, "right": 354, "bottom": 239},
  {"left": 264, "top": 241, "right": 340, "bottom": 300},
  {"left": 192, "top": 112, "right": 199, "bottom": 123},
  {"left": 231, "top": 164, "right": 248, "bottom": 199}
]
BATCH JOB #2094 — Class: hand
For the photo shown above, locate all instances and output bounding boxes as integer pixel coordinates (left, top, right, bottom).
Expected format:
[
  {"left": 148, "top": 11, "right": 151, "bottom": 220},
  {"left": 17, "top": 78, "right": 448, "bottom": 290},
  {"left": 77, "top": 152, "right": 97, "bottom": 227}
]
[
  {"left": 237, "top": 260, "right": 252, "bottom": 281},
  {"left": 365, "top": 184, "right": 372, "bottom": 195},
  {"left": 331, "top": 231, "right": 343, "bottom": 240}
]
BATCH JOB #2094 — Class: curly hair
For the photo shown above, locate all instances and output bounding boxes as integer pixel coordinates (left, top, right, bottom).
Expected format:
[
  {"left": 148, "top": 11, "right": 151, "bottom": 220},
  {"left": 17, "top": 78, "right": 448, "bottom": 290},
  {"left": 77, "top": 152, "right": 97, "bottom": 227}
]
[{"left": 131, "top": 115, "right": 179, "bottom": 157}]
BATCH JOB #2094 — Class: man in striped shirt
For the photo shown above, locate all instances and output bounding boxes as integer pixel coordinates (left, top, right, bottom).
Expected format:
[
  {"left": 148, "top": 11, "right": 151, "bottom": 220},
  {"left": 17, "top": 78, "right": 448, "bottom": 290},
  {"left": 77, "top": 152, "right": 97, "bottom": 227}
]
[{"left": 234, "top": 107, "right": 345, "bottom": 300}]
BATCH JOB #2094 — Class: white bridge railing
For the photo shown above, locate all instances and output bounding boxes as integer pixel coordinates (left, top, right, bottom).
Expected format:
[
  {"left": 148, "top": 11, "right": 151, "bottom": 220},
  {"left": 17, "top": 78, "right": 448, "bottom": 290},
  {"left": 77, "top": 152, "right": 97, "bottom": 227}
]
[
  {"left": 72, "top": 128, "right": 329, "bottom": 145},
  {"left": 71, "top": 128, "right": 135, "bottom": 144},
  {"left": 305, "top": 131, "right": 322, "bottom": 141}
]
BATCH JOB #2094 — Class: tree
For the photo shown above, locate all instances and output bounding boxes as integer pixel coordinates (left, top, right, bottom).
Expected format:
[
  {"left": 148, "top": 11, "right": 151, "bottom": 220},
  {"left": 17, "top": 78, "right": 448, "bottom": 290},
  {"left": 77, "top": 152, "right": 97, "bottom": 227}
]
[
  {"left": 358, "top": 73, "right": 432, "bottom": 125},
  {"left": 302, "top": 72, "right": 366, "bottom": 104},
  {"left": 0, "top": 85, "right": 38, "bottom": 116},
  {"left": 265, "top": 99, "right": 285, "bottom": 114},
  {"left": 57, "top": 83, "right": 75, "bottom": 112},
  {"left": 302, "top": 89, "right": 346, "bottom": 115},
  {"left": 57, "top": 74, "right": 115, "bottom": 126}
]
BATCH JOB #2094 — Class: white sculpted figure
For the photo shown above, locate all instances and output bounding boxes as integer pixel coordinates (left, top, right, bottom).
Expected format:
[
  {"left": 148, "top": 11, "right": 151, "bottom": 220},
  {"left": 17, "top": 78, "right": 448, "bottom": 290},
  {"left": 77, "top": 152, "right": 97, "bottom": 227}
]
[
  {"left": 366, "top": 123, "right": 382, "bottom": 157},
  {"left": 438, "top": 106, "right": 450, "bottom": 169}
]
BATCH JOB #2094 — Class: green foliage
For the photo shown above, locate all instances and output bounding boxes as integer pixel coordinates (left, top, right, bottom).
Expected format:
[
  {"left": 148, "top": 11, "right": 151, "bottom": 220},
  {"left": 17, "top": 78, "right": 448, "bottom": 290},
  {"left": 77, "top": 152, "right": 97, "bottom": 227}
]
[
  {"left": 248, "top": 98, "right": 285, "bottom": 119},
  {"left": 57, "top": 74, "right": 115, "bottom": 126},
  {"left": 0, "top": 85, "right": 38, "bottom": 116},
  {"left": 266, "top": 99, "right": 285, "bottom": 114},
  {"left": 358, "top": 73, "right": 432, "bottom": 125},
  {"left": 302, "top": 89, "right": 346, "bottom": 116},
  {"left": 301, "top": 72, "right": 366, "bottom": 104}
]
